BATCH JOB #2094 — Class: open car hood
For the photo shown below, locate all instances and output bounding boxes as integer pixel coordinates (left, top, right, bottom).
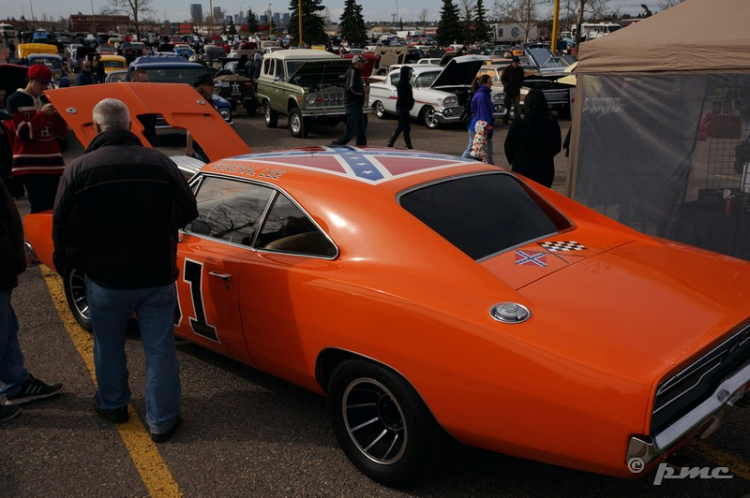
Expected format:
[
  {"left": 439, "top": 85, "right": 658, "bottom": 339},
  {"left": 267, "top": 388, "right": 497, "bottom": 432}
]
[
  {"left": 432, "top": 55, "right": 490, "bottom": 88},
  {"left": 44, "top": 83, "right": 251, "bottom": 163}
]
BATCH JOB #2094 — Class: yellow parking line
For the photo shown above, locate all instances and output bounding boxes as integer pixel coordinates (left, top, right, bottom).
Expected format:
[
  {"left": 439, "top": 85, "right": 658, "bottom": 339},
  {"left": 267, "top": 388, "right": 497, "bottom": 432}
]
[
  {"left": 40, "top": 265, "right": 183, "bottom": 497},
  {"left": 689, "top": 439, "right": 750, "bottom": 481}
]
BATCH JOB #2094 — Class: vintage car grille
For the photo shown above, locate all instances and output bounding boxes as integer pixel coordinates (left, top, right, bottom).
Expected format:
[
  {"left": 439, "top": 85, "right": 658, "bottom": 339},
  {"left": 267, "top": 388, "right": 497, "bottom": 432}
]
[
  {"left": 317, "top": 91, "right": 345, "bottom": 107},
  {"left": 651, "top": 323, "right": 750, "bottom": 433},
  {"left": 542, "top": 88, "right": 571, "bottom": 104}
]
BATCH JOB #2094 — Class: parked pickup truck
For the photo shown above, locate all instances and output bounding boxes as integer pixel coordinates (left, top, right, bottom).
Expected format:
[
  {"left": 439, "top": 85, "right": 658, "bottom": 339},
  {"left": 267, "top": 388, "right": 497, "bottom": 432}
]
[{"left": 256, "top": 49, "right": 371, "bottom": 138}]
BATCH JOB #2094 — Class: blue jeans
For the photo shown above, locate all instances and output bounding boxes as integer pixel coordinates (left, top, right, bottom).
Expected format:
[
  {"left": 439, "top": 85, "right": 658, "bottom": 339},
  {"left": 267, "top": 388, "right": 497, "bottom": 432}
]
[
  {"left": 0, "top": 289, "right": 28, "bottom": 398},
  {"left": 461, "top": 129, "right": 494, "bottom": 165},
  {"left": 86, "top": 278, "right": 180, "bottom": 433}
]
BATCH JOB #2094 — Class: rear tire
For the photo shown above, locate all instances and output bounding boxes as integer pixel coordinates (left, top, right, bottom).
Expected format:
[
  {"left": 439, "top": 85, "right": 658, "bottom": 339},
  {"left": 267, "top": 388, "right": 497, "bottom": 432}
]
[
  {"left": 327, "top": 359, "right": 447, "bottom": 487},
  {"left": 374, "top": 100, "right": 387, "bottom": 119},
  {"left": 264, "top": 102, "right": 278, "bottom": 128}
]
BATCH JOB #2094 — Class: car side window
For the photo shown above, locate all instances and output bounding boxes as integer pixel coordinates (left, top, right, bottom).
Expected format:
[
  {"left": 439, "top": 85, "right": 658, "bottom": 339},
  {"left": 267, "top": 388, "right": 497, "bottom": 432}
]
[
  {"left": 187, "top": 176, "right": 274, "bottom": 246},
  {"left": 256, "top": 194, "right": 336, "bottom": 257},
  {"left": 390, "top": 74, "right": 400, "bottom": 86},
  {"left": 274, "top": 60, "right": 284, "bottom": 79},
  {"left": 262, "top": 58, "right": 271, "bottom": 75}
]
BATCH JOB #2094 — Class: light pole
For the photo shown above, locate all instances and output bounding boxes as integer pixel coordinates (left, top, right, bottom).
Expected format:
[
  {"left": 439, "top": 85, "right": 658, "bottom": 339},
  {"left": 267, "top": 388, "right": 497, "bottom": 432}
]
[{"left": 395, "top": 1, "right": 399, "bottom": 27}]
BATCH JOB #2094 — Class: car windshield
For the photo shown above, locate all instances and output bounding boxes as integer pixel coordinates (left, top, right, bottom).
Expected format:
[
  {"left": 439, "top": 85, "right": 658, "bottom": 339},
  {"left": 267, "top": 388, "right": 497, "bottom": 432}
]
[
  {"left": 400, "top": 173, "right": 571, "bottom": 260},
  {"left": 412, "top": 71, "right": 439, "bottom": 88},
  {"left": 141, "top": 66, "right": 206, "bottom": 84},
  {"left": 30, "top": 58, "right": 62, "bottom": 71}
]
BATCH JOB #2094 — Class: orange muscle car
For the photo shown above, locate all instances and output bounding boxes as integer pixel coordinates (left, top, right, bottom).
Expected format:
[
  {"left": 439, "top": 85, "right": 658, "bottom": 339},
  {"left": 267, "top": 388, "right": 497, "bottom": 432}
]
[{"left": 23, "top": 84, "right": 750, "bottom": 487}]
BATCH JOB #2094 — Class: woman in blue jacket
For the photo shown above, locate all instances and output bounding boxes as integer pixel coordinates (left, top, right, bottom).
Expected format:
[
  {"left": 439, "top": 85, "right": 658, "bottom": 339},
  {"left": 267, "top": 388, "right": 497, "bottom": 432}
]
[{"left": 461, "top": 74, "right": 495, "bottom": 164}]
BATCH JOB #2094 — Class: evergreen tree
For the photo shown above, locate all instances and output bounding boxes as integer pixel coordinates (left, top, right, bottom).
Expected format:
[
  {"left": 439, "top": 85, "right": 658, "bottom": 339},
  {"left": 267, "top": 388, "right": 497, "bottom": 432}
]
[
  {"left": 339, "top": 0, "right": 367, "bottom": 47},
  {"left": 288, "top": 0, "right": 328, "bottom": 46},
  {"left": 436, "top": 0, "right": 462, "bottom": 46},
  {"left": 246, "top": 8, "right": 258, "bottom": 33},
  {"left": 462, "top": 3, "right": 474, "bottom": 45},
  {"left": 473, "top": 0, "right": 491, "bottom": 43}
]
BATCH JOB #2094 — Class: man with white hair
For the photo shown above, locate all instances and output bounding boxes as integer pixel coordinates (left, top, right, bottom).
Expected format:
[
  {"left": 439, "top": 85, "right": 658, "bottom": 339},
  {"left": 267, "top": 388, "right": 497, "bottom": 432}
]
[{"left": 52, "top": 98, "right": 198, "bottom": 442}]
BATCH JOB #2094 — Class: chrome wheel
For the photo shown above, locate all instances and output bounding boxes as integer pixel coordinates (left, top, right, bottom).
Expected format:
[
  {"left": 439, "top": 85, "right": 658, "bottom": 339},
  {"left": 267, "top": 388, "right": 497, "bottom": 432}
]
[
  {"left": 63, "top": 267, "right": 92, "bottom": 331},
  {"left": 342, "top": 378, "right": 407, "bottom": 464},
  {"left": 423, "top": 107, "right": 439, "bottom": 129}
]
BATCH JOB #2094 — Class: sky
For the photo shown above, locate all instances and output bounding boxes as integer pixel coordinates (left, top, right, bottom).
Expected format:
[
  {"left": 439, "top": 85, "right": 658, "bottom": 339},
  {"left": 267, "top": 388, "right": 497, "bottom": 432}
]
[{"left": 2, "top": 1, "right": 654, "bottom": 26}]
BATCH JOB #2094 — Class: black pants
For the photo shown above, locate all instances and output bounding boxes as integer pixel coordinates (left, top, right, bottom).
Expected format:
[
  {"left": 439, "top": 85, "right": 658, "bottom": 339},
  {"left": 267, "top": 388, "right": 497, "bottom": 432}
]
[
  {"left": 23, "top": 174, "right": 61, "bottom": 213},
  {"left": 331, "top": 104, "right": 367, "bottom": 146},
  {"left": 388, "top": 106, "right": 413, "bottom": 148}
]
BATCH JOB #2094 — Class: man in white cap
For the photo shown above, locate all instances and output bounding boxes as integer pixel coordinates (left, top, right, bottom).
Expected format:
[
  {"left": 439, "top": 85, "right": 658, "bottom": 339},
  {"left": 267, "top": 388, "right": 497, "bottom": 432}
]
[{"left": 329, "top": 55, "right": 369, "bottom": 146}]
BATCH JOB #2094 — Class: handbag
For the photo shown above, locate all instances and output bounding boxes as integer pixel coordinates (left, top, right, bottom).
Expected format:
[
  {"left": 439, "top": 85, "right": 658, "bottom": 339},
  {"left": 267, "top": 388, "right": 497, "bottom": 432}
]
[{"left": 459, "top": 100, "right": 472, "bottom": 127}]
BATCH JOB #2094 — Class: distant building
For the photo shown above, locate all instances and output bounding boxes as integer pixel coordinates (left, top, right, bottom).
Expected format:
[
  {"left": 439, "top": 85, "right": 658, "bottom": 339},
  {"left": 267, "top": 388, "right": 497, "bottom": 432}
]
[
  {"left": 213, "top": 7, "right": 222, "bottom": 20},
  {"left": 282, "top": 13, "right": 290, "bottom": 27},
  {"left": 190, "top": 4, "right": 203, "bottom": 25},
  {"left": 70, "top": 14, "right": 130, "bottom": 34}
]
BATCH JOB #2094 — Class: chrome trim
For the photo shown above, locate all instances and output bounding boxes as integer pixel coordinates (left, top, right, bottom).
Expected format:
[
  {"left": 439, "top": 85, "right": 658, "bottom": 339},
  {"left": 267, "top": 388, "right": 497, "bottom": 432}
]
[
  {"left": 490, "top": 302, "right": 531, "bottom": 324},
  {"left": 654, "top": 324, "right": 750, "bottom": 415},
  {"left": 627, "top": 360, "right": 750, "bottom": 466},
  {"left": 24, "top": 241, "right": 40, "bottom": 266}
]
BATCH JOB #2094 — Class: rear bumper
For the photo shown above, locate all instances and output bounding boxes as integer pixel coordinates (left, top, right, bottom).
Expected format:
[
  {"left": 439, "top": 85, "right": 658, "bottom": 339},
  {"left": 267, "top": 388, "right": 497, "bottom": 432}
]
[{"left": 626, "top": 360, "right": 750, "bottom": 471}]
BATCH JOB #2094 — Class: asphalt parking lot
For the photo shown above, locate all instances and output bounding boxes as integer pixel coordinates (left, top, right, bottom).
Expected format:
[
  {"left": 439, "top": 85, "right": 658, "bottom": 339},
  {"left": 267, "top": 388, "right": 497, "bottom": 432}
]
[{"left": 3, "top": 112, "right": 750, "bottom": 497}]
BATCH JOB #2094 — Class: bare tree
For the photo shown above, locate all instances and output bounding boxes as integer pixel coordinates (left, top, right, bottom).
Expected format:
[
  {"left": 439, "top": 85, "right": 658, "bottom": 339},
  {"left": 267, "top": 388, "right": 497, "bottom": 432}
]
[
  {"left": 104, "top": 0, "right": 155, "bottom": 40},
  {"left": 658, "top": 0, "right": 685, "bottom": 10},
  {"left": 460, "top": 0, "right": 476, "bottom": 44},
  {"left": 493, "top": 0, "right": 552, "bottom": 44},
  {"left": 419, "top": 9, "right": 429, "bottom": 27}
]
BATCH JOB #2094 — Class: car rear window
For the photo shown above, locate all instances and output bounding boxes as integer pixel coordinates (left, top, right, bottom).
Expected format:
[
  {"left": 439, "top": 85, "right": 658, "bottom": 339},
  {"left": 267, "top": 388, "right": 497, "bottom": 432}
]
[{"left": 399, "top": 173, "right": 571, "bottom": 260}]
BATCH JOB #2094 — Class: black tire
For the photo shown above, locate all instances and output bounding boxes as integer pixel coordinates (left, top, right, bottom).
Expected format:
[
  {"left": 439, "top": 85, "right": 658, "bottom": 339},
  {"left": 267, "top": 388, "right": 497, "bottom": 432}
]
[
  {"left": 327, "top": 359, "right": 445, "bottom": 487},
  {"left": 264, "top": 101, "right": 278, "bottom": 128},
  {"left": 63, "top": 267, "right": 92, "bottom": 332},
  {"left": 421, "top": 106, "right": 439, "bottom": 129},
  {"left": 288, "top": 107, "right": 310, "bottom": 138},
  {"left": 374, "top": 100, "right": 387, "bottom": 119}
]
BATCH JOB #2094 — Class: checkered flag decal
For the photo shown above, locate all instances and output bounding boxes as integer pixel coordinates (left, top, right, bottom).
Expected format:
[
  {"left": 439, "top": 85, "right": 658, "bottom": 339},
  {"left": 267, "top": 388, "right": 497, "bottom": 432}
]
[{"left": 539, "top": 241, "right": 588, "bottom": 252}]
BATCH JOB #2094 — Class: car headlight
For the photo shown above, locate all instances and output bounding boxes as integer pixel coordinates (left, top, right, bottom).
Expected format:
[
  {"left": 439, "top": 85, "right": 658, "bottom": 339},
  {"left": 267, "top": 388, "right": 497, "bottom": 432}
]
[
  {"left": 219, "top": 108, "right": 231, "bottom": 120},
  {"left": 493, "top": 93, "right": 504, "bottom": 102},
  {"left": 443, "top": 95, "right": 457, "bottom": 105},
  {"left": 305, "top": 93, "right": 317, "bottom": 105}
]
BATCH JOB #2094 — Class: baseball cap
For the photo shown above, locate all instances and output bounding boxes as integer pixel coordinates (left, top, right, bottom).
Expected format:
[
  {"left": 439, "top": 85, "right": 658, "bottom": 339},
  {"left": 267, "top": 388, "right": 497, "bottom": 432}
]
[
  {"left": 352, "top": 55, "right": 365, "bottom": 64},
  {"left": 28, "top": 64, "right": 53, "bottom": 83},
  {"left": 193, "top": 74, "right": 215, "bottom": 88},
  {"left": 511, "top": 56, "right": 520, "bottom": 63}
]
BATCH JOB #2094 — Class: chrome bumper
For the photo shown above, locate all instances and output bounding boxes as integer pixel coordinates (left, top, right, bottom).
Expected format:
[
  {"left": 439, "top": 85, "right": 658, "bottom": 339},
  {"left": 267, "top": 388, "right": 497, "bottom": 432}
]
[{"left": 627, "top": 360, "right": 750, "bottom": 467}]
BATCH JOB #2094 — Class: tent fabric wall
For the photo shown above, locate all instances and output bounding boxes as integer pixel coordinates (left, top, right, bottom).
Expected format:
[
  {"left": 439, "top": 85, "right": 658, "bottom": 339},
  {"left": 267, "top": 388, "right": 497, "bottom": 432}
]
[{"left": 568, "top": 0, "right": 750, "bottom": 261}]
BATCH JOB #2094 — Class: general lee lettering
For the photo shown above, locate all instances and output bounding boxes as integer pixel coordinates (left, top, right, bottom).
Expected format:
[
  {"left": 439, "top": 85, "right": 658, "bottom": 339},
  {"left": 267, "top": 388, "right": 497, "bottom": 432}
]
[{"left": 210, "top": 162, "right": 285, "bottom": 180}]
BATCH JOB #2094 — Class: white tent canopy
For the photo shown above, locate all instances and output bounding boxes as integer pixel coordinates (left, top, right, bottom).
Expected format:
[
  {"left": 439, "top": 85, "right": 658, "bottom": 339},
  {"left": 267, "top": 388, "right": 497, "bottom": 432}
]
[{"left": 568, "top": 0, "right": 750, "bottom": 260}]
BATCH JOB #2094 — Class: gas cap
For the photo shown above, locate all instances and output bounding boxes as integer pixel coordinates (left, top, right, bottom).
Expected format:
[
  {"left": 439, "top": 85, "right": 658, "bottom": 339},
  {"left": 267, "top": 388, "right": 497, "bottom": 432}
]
[{"left": 490, "top": 303, "right": 530, "bottom": 324}]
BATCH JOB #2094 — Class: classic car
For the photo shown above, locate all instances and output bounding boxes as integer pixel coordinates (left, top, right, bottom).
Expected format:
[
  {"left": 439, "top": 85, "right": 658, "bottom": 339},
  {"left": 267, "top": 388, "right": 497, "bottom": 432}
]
[
  {"left": 99, "top": 54, "right": 127, "bottom": 73},
  {"left": 520, "top": 61, "right": 578, "bottom": 119},
  {"left": 128, "top": 54, "right": 234, "bottom": 124},
  {"left": 213, "top": 72, "right": 257, "bottom": 116},
  {"left": 370, "top": 56, "right": 507, "bottom": 129},
  {"left": 256, "top": 49, "right": 371, "bottom": 138},
  {"left": 24, "top": 83, "right": 750, "bottom": 488},
  {"left": 27, "top": 53, "right": 64, "bottom": 87},
  {"left": 104, "top": 69, "right": 128, "bottom": 83}
]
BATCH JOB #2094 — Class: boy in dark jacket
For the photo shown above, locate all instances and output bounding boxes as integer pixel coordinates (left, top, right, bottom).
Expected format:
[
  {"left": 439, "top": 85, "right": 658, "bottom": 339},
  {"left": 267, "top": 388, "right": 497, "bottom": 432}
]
[{"left": 386, "top": 65, "right": 415, "bottom": 149}]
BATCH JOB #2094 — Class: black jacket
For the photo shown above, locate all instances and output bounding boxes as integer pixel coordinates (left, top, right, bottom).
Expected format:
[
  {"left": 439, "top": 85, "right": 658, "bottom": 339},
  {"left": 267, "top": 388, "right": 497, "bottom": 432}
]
[
  {"left": 396, "top": 66, "right": 415, "bottom": 111},
  {"left": 0, "top": 182, "right": 26, "bottom": 290},
  {"left": 344, "top": 66, "right": 365, "bottom": 106},
  {"left": 500, "top": 65, "right": 525, "bottom": 98},
  {"left": 504, "top": 111, "right": 561, "bottom": 188},
  {"left": 53, "top": 129, "right": 198, "bottom": 289}
]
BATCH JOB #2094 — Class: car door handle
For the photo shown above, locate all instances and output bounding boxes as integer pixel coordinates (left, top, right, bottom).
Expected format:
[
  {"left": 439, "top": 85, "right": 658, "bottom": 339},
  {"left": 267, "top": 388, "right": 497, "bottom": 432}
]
[{"left": 209, "top": 272, "right": 232, "bottom": 282}]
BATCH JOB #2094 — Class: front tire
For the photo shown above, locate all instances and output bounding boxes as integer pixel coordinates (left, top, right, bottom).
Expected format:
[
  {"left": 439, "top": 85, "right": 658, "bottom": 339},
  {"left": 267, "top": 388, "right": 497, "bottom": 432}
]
[
  {"left": 264, "top": 101, "right": 278, "bottom": 128},
  {"left": 63, "top": 267, "right": 92, "bottom": 332},
  {"left": 327, "top": 359, "right": 446, "bottom": 487},
  {"left": 288, "top": 108, "right": 310, "bottom": 138},
  {"left": 421, "top": 106, "right": 439, "bottom": 129}
]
